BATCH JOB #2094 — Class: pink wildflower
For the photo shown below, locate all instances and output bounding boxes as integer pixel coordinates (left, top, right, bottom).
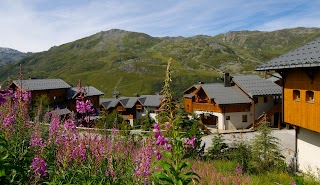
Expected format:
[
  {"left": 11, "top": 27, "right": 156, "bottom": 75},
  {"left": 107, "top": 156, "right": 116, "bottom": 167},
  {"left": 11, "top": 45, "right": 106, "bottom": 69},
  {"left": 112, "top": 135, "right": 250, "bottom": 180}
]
[
  {"left": 30, "top": 157, "right": 48, "bottom": 178},
  {"left": 30, "top": 135, "right": 46, "bottom": 148},
  {"left": 64, "top": 119, "right": 76, "bottom": 132},
  {"left": 184, "top": 136, "right": 196, "bottom": 148},
  {"left": 3, "top": 115, "right": 15, "bottom": 127},
  {"left": 154, "top": 150, "right": 162, "bottom": 160}
]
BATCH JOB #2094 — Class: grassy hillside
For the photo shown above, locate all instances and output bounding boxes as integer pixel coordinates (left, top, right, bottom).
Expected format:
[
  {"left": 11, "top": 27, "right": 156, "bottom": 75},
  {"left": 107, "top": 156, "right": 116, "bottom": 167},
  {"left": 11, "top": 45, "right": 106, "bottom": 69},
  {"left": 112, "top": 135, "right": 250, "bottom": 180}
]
[{"left": 1, "top": 27, "right": 320, "bottom": 98}]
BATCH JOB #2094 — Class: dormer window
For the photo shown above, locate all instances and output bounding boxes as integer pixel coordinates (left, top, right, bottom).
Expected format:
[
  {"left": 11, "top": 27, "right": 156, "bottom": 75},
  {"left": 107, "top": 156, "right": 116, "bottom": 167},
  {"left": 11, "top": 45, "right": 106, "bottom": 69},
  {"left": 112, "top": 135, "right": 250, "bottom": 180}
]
[
  {"left": 293, "top": 90, "right": 300, "bottom": 101},
  {"left": 306, "top": 90, "right": 314, "bottom": 103}
]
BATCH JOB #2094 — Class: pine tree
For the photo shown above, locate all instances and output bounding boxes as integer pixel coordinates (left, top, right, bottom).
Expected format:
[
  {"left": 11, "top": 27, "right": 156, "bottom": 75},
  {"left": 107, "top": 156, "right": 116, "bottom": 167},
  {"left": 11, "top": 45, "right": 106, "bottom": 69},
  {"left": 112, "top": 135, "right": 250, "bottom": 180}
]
[{"left": 251, "top": 120, "right": 285, "bottom": 172}]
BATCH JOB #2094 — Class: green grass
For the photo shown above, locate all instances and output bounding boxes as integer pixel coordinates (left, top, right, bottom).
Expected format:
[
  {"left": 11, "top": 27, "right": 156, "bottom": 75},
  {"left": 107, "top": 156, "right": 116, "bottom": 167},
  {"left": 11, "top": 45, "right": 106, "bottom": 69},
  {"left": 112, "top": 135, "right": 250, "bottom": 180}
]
[{"left": 2, "top": 28, "right": 320, "bottom": 97}]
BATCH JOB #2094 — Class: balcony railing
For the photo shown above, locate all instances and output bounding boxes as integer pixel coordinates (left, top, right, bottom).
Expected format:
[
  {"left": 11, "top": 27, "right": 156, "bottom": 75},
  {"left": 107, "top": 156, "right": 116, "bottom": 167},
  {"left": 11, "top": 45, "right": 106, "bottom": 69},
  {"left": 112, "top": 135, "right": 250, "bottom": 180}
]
[{"left": 192, "top": 103, "right": 215, "bottom": 112}]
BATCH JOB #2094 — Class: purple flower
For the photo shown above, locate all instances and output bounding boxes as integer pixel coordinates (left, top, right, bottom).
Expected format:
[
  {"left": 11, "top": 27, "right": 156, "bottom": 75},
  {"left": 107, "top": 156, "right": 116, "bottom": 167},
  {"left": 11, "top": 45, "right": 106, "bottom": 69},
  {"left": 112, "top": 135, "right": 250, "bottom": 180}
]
[
  {"left": 3, "top": 115, "right": 15, "bottom": 127},
  {"left": 76, "top": 99, "right": 94, "bottom": 114},
  {"left": 49, "top": 112, "right": 60, "bottom": 135},
  {"left": 22, "top": 91, "right": 31, "bottom": 101},
  {"left": 71, "top": 143, "right": 87, "bottom": 160},
  {"left": 30, "top": 157, "right": 48, "bottom": 178},
  {"left": 154, "top": 150, "right": 162, "bottom": 160},
  {"left": 184, "top": 136, "right": 196, "bottom": 148},
  {"left": 76, "top": 100, "right": 86, "bottom": 114},
  {"left": 0, "top": 89, "right": 12, "bottom": 104},
  {"left": 30, "top": 135, "right": 46, "bottom": 148},
  {"left": 155, "top": 135, "right": 167, "bottom": 146},
  {"left": 13, "top": 89, "right": 30, "bottom": 102},
  {"left": 64, "top": 119, "right": 76, "bottom": 132},
  {"left": 134, "top": 144, "right": 153, "bottom": 179}
]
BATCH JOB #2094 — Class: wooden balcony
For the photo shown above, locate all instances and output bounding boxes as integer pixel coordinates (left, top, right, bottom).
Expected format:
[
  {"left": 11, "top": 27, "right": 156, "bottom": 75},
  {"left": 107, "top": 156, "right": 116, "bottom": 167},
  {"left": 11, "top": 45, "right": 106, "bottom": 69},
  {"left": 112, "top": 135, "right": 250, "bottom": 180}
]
[
  {"left": 192, "top": 102, "right": 221, "bottom": 112},
  {"left": 122, "top": 115, "right": 134, "bottom": 120},
  {"left": 117, "top": 106, "right": 126, "bottom": 111}
]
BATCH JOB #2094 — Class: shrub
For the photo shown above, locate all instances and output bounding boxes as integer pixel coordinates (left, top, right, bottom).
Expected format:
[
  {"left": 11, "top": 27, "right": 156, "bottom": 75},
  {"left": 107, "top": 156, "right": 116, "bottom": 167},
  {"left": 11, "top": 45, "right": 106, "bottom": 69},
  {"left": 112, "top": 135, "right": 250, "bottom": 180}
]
[
  {"left": 206, "top": 132, "right": 228, "bottom": 160},
  {"left": 251, "top": 121, "right": 286, "bottom": 173}
]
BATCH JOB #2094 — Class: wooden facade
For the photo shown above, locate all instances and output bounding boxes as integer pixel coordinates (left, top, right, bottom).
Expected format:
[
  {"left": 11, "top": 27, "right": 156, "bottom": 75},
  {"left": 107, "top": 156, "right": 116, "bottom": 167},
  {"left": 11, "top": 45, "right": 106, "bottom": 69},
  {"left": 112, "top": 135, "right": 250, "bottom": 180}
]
[
  {"left": 283, "top": 68, "right": 320, "bottom": 133},
  {"left": 10, "top": 83, "right": 69, "bottom": 106}
]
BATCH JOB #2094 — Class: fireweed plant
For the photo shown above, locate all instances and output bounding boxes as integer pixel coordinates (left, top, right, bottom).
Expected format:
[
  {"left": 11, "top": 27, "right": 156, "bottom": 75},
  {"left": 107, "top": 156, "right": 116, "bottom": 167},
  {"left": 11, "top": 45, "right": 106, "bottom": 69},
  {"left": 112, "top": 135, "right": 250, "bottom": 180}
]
[
  {"left": 150, "top": 58, "right": 200, "bottom": 184},
  {"left": 75, "top": 82, "right": 95, "bottom": 127}
]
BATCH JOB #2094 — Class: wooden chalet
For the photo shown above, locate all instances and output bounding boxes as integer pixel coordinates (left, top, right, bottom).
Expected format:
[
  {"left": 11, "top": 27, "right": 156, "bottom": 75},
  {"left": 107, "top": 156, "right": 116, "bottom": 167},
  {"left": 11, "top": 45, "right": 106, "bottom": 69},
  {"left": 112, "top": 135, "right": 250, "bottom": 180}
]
[
  {"left": 100, "top": 95, "right": 161, "bottom": 126},
  {"left": 184, "top": 73, "right": 282, "bottom": 130},
  {"left": 256, "top": 37, "right": 320, "bottom": 174},
  {"left": 10, "top": 79, "right": 71, "bottom": 107}
]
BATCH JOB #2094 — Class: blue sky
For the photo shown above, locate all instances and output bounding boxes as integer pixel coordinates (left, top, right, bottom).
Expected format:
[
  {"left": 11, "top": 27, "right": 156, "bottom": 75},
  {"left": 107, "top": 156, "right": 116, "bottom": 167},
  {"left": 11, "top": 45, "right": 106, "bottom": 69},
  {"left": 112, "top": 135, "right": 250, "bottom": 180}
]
[{"left": 1, "top": 0, "right": 320, "bottom": 52}]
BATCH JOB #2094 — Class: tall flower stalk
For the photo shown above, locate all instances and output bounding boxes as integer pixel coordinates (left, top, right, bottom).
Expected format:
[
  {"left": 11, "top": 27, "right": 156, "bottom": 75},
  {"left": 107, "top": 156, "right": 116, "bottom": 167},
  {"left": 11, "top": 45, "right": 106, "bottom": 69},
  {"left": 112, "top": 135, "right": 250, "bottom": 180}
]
[{"left": 151, "top": 58, "right": 199, "bottom": 185}]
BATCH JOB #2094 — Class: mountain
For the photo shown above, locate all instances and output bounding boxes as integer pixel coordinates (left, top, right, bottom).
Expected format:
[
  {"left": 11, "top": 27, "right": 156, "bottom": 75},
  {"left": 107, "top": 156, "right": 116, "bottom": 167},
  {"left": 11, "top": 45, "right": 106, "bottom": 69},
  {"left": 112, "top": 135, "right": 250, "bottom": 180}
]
[
  {"left": 1, "top": 27, "right": 320, "bottom": 97},
  {"left": 0, "top": 47, "right": 30, "bottom": 66}
]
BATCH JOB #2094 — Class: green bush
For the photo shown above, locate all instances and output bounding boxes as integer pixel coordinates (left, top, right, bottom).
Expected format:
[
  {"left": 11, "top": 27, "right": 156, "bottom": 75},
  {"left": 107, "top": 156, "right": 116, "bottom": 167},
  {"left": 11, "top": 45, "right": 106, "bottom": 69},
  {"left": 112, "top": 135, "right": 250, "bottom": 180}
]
[{"left": 206, "top": 132, "right": 228, "bottom": 160}]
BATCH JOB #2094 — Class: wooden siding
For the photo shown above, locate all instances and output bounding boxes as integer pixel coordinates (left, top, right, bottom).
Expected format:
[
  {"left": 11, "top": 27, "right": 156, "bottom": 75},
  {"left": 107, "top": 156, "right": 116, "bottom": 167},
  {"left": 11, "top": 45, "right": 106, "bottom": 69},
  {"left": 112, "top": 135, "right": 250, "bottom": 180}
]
[
  {"left": 223, "top": 104, "right": 251, "bottom": 113},
  {"left": 184, "top": 98, "right": 250, "bottom": 113},
  {"left": 284, "top": 68, "right": 320, "bottom": 133},
  {"left": 184, "top": 97, "right": 194, "bottom": 113},
  {"left": 193, "top": 102, "right": 222, "bottom": 112}
]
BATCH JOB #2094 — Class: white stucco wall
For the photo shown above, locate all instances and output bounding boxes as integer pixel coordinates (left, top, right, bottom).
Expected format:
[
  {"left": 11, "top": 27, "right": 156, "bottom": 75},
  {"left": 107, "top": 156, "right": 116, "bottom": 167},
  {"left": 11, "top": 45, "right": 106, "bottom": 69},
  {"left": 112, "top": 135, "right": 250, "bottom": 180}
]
[
  {"left": 224, "top": 111, "right": 252, "bottom": 130},
  {"left": 140, "top": 107, "right": 158, "bottom": 119},
  {"left": 297, "top": 128, "right": 320, "bottom": 175},
  {"left": 194, "top": 110, "right": 224, "bottom": 130}
]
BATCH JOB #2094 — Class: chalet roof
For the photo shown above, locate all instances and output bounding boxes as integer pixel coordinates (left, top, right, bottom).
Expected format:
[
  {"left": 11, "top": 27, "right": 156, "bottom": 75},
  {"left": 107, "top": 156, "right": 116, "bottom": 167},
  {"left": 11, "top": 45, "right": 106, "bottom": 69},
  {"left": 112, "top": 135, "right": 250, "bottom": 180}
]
[
  {"left": 100, "top": 97, "right": 126, "bottom": 109},
  {"left": 100, "top": 94, "right": 161, "bottom": 110},
  {"left": 266, "top": 73, "right": 282, "bottom": 83},
  {"left": 256, "top": 37, "right": 320, "bottom": 71},
  {"left": 184, "top": 94, "right": 195, "bottom": 98},
  {"left": 232, "top": 75, "right": 281, "bottom": 98},
  {"left": 140, "top": 95, "right": 162, "bottom": 107},
  {"left": 12, "top": 79, "right": 71, "bottom": 91},
  {"left": 67, "top": 86, "right": 104, "bottom": 99},
  {"left": 50, "top": 108, "right": 71, "bottom": 116},
  {"left": 199, "top": 83, "right": 251, "bottom": 104}
]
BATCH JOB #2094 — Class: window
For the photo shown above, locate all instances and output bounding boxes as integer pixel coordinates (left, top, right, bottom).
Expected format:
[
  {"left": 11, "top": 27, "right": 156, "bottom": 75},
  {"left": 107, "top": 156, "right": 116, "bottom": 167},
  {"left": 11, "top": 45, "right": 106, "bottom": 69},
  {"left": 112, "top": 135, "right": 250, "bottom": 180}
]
[
  {"left": 226, "top": 116, "right": 230, "bottom": 120},
  {"left": 242, "top": 115, "right": 247, "bottom": 122},
  {"left": 293, "top": 90, "right": 300, "bottom": 101},
  {"left": 306, "top": 90, "right": 314, "bottom": 102},
  {"left": 253, "top": 97, "right": 258, "bottom": 104},
  {"left": 263, "top": 96, "right": 268, "bottom": 103}
]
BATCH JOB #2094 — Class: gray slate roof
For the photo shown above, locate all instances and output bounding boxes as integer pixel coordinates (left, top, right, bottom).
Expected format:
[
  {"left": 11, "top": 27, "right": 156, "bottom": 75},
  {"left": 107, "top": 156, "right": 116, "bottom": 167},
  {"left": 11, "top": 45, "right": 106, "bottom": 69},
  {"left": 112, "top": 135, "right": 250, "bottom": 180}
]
[
  {"left": 140, "top": 95, "right": 162, "bottom": 107},
  {"left": 67, "top": 86, "right": 104, "bottom": 99},
  {"left": 232, "top": 75, "right": 281, "bottom": 98},
  {"left": 100, "top": 98, "right": 124, "bottom": 109},
  {"left": 50, "top": 108, "right": 71, "bottom": 116},
  {"left": 100, "top": 95, "right": 161, "bottom": 109},
  {"left": 198, "top": 83, "right": 252, "bottom": 104},
  {"left": 266, "top": 73, "right": 281, "bottom": 83},
  {"left": 13, "top": 79, "right": 71, "bottom": 91},
  {"left": 256, "top": 37, "right": 320, "bottom": 70}
]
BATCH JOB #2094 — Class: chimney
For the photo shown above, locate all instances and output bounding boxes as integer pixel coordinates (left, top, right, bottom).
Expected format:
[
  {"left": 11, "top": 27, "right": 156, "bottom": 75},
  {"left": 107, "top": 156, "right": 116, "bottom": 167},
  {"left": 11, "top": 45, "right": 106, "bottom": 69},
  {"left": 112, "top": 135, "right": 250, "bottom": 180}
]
[
  {"left": 134, "top": 93, "right": 140, "bottom": 97},
  {"left": 224, "top": 72, "right": 231, "bottom": 87},
  {"left": 198, "top": 80, "right": 204, "bottom": 84}
]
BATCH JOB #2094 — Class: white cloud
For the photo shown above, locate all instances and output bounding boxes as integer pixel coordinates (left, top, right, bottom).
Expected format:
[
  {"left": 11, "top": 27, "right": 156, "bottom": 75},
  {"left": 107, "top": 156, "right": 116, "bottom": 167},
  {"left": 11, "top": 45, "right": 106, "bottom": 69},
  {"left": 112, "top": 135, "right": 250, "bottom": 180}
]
[{"left": 0, "top": 0, "right": 319, "bottom": 52}]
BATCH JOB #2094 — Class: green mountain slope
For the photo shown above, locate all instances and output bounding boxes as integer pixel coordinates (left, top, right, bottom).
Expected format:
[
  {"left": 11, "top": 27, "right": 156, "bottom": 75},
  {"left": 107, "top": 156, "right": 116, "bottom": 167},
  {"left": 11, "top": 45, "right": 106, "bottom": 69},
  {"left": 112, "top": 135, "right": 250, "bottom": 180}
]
[
  {"left": 1, "top": 27, "right": 320, "bottom": 97},
  {"left": 0, "top": 47, "right": 30, "bottom": 66}
]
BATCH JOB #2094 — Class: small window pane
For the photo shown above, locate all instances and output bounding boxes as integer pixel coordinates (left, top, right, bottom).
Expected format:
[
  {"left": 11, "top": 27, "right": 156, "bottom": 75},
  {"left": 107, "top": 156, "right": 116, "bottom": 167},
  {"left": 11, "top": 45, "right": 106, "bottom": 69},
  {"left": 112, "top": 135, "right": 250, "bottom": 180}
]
[
  {"left": 293, "top": 90, "right": 300, "bottom": 101},
  {"left": 264, "top": 97, "right": 268, "bottom": 103},
  {"left": 226, "top": 116, "right": 230, "bottom": 120},
  {"left": 242, "top": 115, "right": 247, "bottom": 122},
  {"left": 306, "top": 90, "right": 314, "bottom": 102}
]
